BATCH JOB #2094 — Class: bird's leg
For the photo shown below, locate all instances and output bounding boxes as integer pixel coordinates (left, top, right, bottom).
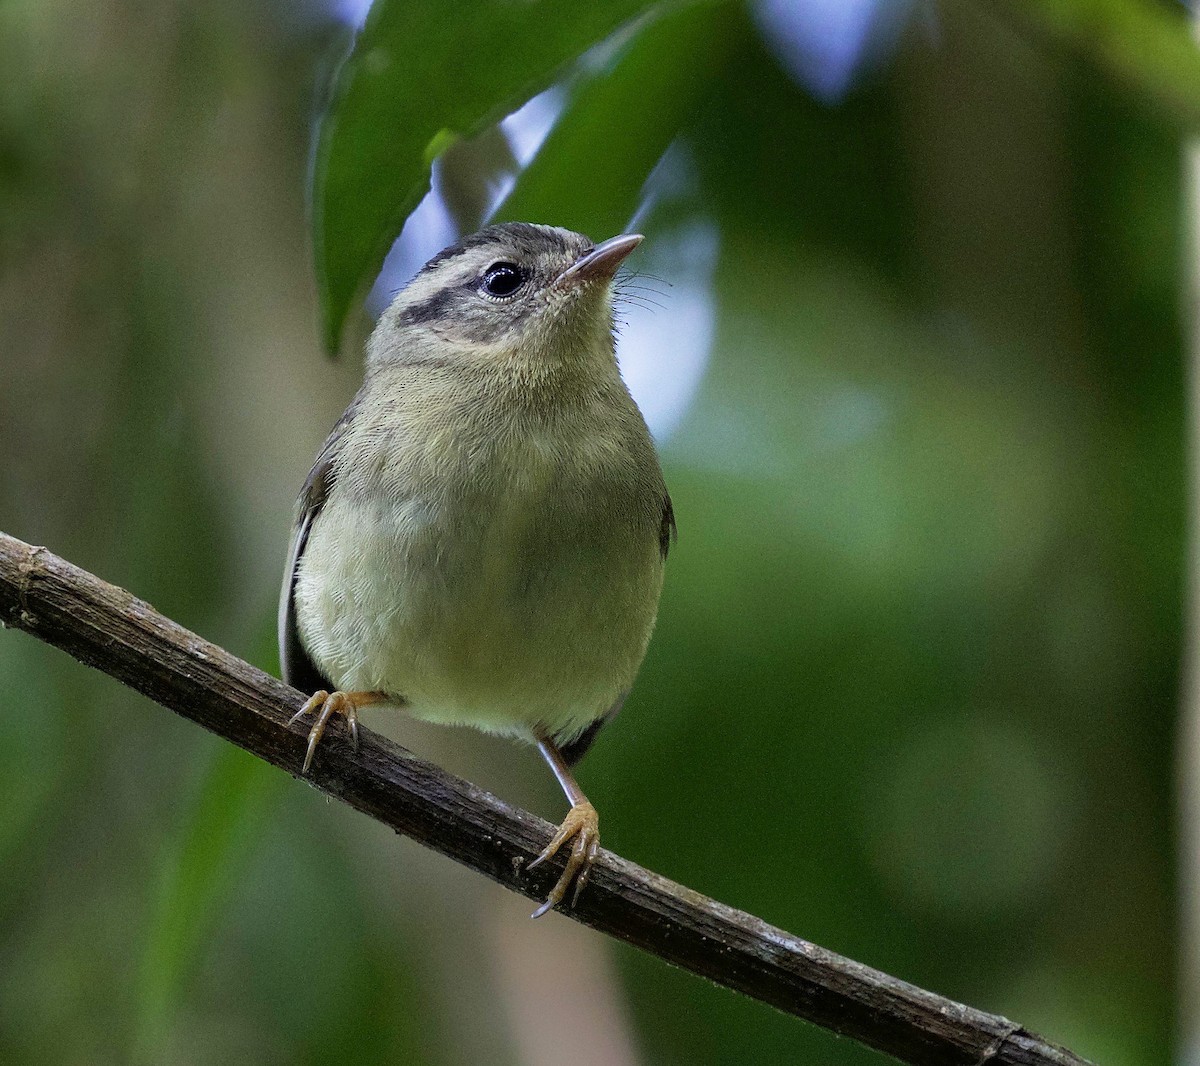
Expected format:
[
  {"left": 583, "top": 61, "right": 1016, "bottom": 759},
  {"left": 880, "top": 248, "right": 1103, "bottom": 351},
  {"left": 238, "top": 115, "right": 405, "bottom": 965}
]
[
  {"left": 288, "top": 689, "right": 389, "bottom": 773},
  {"left": 527, "top": 732, "right": 600, "bottom": 919}
]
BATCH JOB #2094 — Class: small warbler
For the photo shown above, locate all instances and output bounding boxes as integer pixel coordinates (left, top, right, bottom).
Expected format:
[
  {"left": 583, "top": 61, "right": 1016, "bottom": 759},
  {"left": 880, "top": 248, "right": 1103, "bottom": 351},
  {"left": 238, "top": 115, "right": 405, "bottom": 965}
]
[{"left": 279, "top": 222, "right": 674, "bottom": 916}]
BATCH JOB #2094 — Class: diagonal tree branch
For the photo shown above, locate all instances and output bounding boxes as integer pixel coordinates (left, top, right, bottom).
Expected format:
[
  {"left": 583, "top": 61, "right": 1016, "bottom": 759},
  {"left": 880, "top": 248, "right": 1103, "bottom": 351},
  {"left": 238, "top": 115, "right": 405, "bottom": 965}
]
[{"left": 0, "top": 530, "right": 1091, "bottom": 1066}]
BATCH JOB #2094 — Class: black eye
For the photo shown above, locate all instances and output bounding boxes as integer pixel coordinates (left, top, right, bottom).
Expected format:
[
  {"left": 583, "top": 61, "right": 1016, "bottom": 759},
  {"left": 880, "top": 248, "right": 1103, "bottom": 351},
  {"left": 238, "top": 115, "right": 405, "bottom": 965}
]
[{"left": 481, "top": 261, "right": 525, "bottom": 298}]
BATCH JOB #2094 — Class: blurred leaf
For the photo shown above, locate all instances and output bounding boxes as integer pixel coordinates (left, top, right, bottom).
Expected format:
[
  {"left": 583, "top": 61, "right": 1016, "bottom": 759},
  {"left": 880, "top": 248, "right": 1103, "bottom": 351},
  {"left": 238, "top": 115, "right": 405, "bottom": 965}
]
[
  {"left": 0, "top": 640, "right": 65, "bottom": 875},
  {"left": 313, "top": 0, "right": 679, "bottom": 354},
  {"left": 979, "top": 0, "right": 1200, "bottom": 128},
  {"left": 494, "top": 0, "right": 741, "bottom": 238},
  {"left": 133, "top": 744, "right": 283, "bottom": 1063}
]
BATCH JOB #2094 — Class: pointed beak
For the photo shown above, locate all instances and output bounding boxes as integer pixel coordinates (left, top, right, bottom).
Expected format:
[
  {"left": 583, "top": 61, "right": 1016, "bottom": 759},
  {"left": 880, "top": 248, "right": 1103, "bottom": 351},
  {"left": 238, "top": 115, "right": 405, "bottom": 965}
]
[{"left": 555, "top": 233, "right": 644, "bottom": 288}]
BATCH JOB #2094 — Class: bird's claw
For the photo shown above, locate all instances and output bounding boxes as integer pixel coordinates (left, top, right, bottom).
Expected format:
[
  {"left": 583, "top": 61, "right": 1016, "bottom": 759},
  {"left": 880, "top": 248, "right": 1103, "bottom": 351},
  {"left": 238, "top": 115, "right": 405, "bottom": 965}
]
[
  {"left": 528, "top": 800, "right": 599, "bottom": 918},
  {"left": 289, "top": 689, "right": 363, "bottom": 773}
]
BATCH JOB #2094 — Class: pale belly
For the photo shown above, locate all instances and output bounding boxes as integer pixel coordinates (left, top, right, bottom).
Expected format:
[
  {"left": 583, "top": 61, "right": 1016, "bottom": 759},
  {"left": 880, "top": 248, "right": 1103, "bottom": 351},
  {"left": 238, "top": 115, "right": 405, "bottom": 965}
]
[{"left": 293, "top": 476, "right": 664, "bottom": 743}]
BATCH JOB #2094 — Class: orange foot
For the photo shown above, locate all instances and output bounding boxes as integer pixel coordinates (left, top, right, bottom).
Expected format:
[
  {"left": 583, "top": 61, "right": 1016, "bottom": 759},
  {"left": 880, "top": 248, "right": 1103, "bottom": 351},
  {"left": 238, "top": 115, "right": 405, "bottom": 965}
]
[
  {"left": 288, "top": 690, "right": 387, "bottom": 773},
  {"left": 527, "top": 800, "right": 600, "bottom": 918}
]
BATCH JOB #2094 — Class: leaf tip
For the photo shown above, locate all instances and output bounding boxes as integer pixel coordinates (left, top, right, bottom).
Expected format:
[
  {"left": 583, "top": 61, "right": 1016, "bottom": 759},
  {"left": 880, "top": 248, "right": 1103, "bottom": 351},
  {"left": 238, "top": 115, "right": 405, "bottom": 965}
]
[
  {"left": 319, "top": 293, "right": 345, "bottom": 359},
  {"left": 424, "top": 128, "right": 459, "bottom": 168}
]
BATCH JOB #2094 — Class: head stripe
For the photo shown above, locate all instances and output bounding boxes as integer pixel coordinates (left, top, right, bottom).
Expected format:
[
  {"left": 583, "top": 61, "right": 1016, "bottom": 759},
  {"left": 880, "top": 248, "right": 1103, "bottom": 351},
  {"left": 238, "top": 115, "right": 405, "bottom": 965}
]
[{"left": 416, "top": 222, "right": 576, "bottom": 278}]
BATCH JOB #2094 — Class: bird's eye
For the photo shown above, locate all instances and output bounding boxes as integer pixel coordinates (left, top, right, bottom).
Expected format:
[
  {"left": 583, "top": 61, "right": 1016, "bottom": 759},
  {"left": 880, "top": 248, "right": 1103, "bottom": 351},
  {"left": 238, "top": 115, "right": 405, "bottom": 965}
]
[{"left": 481, "top": 262, "right": 525, "bottom": 299}]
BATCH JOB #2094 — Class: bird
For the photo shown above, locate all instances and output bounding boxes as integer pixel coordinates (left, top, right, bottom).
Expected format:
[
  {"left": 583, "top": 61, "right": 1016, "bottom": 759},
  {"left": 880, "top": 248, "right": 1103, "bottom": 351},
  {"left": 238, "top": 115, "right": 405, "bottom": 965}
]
[{"left": 279, "top": 222, "right": 675, "bottom": 917}]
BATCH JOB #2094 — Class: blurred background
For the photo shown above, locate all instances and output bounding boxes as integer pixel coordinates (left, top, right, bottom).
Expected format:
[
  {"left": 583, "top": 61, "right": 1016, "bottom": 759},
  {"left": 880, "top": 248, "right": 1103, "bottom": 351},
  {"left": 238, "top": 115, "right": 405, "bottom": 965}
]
[{"left": 1, "top": 1, "right": 1193, "bottom": 1063}]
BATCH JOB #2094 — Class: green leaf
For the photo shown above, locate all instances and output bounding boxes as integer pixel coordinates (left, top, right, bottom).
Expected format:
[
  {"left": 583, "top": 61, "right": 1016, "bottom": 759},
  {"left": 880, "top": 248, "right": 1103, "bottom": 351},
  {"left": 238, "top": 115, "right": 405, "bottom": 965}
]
[
  {"left": 494, "top": 0, "right": 742, "bottom": 240},
  {"left": 980, "top": 0, "right": 1200, "bottom": 129},
  {"left": 313, "top": 0, "right": 673, "bottom": 354}
]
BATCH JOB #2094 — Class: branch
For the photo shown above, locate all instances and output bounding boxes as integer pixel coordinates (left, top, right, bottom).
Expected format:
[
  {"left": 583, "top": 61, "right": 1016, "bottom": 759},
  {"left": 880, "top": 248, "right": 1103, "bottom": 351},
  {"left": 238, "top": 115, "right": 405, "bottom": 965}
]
[{"left": 0, "top": 530, "right": 1091, "bottom": 1066}]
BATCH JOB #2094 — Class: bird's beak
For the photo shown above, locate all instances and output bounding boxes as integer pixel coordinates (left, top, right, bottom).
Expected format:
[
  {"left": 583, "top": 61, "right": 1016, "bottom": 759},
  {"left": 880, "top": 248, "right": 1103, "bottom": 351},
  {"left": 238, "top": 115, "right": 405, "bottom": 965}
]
[{"left": 555, "top": 233, "right": 644, "bottom": 288}]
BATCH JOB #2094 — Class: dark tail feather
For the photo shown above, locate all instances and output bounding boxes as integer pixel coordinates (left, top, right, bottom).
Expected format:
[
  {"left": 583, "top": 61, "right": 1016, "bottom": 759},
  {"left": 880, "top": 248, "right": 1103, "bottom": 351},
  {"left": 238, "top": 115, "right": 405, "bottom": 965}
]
[{"left": 559, "top": 691, "right": 628, "bottom": 766}]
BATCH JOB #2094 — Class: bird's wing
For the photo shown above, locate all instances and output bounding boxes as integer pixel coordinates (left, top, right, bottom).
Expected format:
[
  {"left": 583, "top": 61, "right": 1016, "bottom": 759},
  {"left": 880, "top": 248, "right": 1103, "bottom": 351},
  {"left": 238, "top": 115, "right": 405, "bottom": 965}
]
[
  {"left": 560, "top": 691, "right": 629, "bottom": 767},
  {"left": 277, "top": 395, "right": 363, "bottom": 693},
  {"left": 660, "top": 490, "right": 677, "bottom": 560},
  {"left": 561, "top": 491, "right": 675, "bottom": 766}
]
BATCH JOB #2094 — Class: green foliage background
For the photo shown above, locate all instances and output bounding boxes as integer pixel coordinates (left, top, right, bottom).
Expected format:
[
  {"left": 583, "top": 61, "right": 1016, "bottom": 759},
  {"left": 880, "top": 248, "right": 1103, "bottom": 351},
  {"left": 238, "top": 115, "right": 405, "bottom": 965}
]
[{"left": 1, "top": 1, "right": 1194, "bottom": 1063}]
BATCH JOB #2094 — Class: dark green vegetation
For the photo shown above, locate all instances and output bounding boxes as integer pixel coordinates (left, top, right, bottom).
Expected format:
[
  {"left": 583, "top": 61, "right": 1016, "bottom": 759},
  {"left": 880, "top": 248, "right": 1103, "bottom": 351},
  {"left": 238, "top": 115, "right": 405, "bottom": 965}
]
[{"left": 2, "top": 1, "right": 1196, "bottom": 1064}]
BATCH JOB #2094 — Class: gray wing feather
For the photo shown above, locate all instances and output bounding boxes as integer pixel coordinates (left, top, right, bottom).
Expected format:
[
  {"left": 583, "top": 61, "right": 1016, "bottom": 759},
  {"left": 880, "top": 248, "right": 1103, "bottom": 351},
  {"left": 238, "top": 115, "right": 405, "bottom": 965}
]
[
  {"left": 561, "top": 490, "right": 676, "bottom": 766},
  {"left": 660, "top": 491, "right": 677, "bottom": 560},
  {"left": 278, "top": 394, "right": 363, "bottom": 692}
]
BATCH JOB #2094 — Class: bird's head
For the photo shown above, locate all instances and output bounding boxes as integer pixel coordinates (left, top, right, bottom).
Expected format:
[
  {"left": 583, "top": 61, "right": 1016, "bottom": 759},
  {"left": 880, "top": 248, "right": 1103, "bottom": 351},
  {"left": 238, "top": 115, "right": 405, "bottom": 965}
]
[{"left": 368, "top": 222, "right": 642, "bottom": 372}]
